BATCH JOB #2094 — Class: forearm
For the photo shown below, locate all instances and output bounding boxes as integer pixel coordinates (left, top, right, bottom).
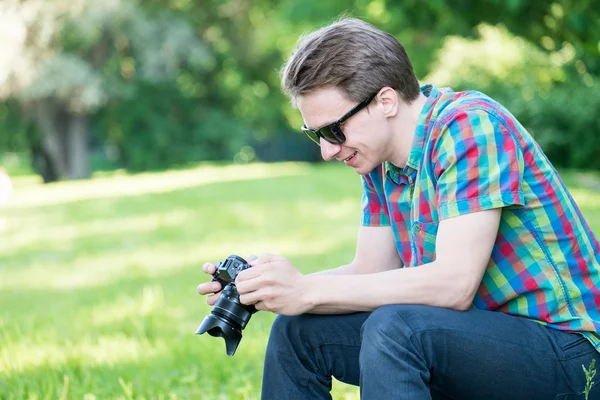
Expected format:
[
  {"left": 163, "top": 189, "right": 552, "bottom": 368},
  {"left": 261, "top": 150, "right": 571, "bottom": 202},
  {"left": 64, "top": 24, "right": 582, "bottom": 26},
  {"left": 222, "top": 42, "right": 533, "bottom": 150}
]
[
  {"left": 307, "top": 264, "right": 379, "bottom": 314},
  {"left": 304, "top": 262, "right": 475, "bottom": 314},
  {"left": 310, "top": 256, "right": 402, "bottom": 278},
  {"left": 309, "top": 263, "right": 357, "bottom": 277}
]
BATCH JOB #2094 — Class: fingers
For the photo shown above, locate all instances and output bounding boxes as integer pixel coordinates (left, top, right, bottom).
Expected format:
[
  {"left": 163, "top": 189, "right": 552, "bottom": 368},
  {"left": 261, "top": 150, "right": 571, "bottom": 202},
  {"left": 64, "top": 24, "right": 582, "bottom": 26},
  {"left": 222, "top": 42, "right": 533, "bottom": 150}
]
[
  {"left": 236, "top": 263, "right": 271, "bottom": 283},
  {"left": 199, "top": 255, "right": 280, "bottom": 305},
  {"left": 250, "top": 252, "right": 282, "bottom": 266},
  {"left": 235, "top": 274, "right": 263, "bottom": 294},
  {"left": 206, "top": 292, "right": 221, "bottom": 306},
  {"left": 202, "top": 262, "right": 216, "bottom": 275},
  {"left": 197, "top": 280, "right": 222, "bottom": 295},
  {"left": 198, "top": 262, "right": 218, "bottom": 295},
  {"left": 239, "top": 290, "right": 263, "bottom": 306}
]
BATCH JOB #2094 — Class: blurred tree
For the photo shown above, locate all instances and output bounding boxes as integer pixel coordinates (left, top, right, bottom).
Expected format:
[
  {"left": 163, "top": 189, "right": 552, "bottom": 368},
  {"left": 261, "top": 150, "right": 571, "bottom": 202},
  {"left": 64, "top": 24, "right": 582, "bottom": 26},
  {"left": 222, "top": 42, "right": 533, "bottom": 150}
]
[
  {"left": 0, "top": 0, "right": 208, "bottom": 181},
  {"left": 426, "top": 23, "right": 600, "bottom": 169},
  {"left": 172, "top": 0, "right": 316, "bottom": 160},
  {"left": 460, "top": 0, "right": 599, "bottom": 78},
  {"left": 1, "top": 0, "right": 598, "bottom": 178},
  {"left": 426, "top": 24, "right": 567, "bottom": 94}
]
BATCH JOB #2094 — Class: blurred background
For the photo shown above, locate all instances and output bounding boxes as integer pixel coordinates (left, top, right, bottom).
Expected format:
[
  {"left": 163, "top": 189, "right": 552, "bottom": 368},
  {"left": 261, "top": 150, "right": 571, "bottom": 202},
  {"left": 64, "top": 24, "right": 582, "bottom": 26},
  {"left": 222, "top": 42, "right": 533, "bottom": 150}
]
[
  {"left": 0, "top": 1, "right": 599, "bottom": 399},
  {"left": 0, "top": 0, "right": 599, "bottom": 180}
]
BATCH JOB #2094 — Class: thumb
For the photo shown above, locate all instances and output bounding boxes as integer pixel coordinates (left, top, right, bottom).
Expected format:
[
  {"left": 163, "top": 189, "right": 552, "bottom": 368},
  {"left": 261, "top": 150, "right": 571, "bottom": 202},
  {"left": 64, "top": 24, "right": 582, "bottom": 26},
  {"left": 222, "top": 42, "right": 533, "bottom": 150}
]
[{"left": 246, "top": 254, "right": 258, "bottom": 263}]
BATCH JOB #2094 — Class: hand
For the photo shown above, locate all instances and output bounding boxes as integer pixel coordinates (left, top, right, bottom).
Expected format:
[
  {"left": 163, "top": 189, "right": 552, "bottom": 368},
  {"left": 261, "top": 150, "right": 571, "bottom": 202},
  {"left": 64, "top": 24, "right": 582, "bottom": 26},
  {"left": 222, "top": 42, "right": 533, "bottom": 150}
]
[
  {"left": 235, "top": 253, "right": 311, "bottom": 316},
  {"left": 196, "top": 255, "right": 258, "bottom": 306},
  {"left": 196, "top": 262, "right": 222, "bottom": 306}
]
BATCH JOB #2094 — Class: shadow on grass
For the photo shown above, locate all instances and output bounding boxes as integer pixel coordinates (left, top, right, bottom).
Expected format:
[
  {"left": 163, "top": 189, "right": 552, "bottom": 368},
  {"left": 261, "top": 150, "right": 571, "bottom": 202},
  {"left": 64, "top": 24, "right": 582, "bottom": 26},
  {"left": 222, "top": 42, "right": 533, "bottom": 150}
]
[
  {"left": 0, "top": 249, "right": 358, "bottom": 399},
  {"left": 1, "top": 169, "right": 361, "bottom": 261},
  {"left": 0, "top": 339, "right": 267, "bottom": 399}
]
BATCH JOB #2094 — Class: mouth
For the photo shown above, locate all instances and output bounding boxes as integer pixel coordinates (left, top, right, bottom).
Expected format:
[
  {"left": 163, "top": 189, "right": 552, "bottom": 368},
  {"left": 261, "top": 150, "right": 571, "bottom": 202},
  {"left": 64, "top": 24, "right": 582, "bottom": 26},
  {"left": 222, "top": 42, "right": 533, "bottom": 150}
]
[{"left": 343, "top": 151, "right": 358, "bottom": 164}]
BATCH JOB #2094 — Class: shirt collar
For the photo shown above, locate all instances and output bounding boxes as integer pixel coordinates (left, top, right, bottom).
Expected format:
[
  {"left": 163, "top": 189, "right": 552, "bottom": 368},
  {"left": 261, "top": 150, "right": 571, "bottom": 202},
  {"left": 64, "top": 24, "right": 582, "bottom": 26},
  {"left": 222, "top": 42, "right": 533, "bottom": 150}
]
[{"left": 384, "top": 84, "right": 440, "bottom": 182}]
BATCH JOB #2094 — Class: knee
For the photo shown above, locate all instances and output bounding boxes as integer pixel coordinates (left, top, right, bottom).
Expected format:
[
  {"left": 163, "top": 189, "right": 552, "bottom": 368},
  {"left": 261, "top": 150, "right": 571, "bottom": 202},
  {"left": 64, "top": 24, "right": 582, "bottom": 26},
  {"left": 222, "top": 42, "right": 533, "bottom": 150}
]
[
  {"left": 360, "top": 305, "right": 442, "bottom": 355},
  {"left": 361, "top": 305, "right": 411, "bottom": 351},
  {"left": 266, "top": 314, "right": 315, "bottom": 357},
  {"left": 268, "top": 314, "right": 302, "bottom": 346}
]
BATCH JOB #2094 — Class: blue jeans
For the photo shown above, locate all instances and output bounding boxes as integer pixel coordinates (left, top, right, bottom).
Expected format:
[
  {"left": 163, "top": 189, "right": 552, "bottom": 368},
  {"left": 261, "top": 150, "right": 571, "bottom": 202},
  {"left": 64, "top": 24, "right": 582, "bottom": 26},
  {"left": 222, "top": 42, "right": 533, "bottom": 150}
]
[{"left": 261, "top": 305, "right": 600, "bottom": 399}]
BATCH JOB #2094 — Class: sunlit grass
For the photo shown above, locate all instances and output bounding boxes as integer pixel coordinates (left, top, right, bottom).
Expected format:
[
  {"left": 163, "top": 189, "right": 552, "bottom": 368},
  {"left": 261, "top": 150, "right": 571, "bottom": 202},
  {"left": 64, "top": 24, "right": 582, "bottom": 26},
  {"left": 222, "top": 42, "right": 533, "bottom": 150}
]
[
  {"left": 1, "top": 163, "right": 599, "bottom": 399},
  {"left": 5, "top": 163, "right": 311, "bottom": 209},
  {"left": 0, "top": 162, "right": 363, "bottom": 399}
]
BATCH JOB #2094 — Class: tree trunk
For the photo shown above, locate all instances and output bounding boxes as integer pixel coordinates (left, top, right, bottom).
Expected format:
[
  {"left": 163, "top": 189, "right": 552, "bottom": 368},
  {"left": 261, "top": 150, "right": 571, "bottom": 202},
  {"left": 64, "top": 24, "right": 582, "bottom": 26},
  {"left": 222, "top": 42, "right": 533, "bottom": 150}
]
[
  {"left": 35, "top": 100, "right": 68, "bottom": 181},
  {"left": 31, "top": 101, "right": 92, "bottom": 182},
  {"left": 67, "top": 112, "right": 90, "bottom": 180}
]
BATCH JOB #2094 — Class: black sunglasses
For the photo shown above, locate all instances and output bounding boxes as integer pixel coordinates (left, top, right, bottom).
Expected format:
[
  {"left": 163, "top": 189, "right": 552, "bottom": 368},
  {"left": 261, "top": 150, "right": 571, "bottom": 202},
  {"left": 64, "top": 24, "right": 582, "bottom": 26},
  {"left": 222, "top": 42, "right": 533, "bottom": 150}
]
[{"left": 301, "top": 92, "right": 378, "bottom": 145}]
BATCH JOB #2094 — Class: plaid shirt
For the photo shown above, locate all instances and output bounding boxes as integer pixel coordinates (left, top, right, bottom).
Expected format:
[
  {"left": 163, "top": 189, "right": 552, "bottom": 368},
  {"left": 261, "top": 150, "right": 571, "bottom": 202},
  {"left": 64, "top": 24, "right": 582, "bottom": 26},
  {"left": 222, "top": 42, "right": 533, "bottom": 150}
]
[{"left": 361, "top": 84, "right": 600, "bottom": 351}]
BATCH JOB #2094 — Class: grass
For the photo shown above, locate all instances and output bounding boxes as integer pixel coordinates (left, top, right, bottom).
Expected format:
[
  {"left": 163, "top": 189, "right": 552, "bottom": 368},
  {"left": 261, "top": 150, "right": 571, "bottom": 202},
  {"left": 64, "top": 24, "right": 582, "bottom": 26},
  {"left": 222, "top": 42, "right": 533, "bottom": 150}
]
[
  {"left": 583, "top": 359, "right": 596, "bottom": 400},
  {"left": 0, "top": 162, "right": 364, "bottom": 399},
  {"left": 1, "top": 162, "right": 600, "bottom": 399}
]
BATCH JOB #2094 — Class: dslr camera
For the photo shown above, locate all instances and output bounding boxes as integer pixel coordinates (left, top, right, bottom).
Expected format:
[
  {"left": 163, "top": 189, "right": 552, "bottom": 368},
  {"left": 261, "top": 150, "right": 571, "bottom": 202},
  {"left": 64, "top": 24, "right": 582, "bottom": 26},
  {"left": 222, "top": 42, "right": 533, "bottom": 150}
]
[{"left": 196, "top": 255, "right": 257, "bottom": 356}]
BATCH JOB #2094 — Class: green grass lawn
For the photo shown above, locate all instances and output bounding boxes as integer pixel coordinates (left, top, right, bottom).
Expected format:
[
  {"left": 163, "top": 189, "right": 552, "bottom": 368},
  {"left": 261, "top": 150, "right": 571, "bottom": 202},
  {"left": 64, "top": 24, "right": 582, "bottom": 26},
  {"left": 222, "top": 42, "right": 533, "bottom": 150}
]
[
  {"left": 1, "top": 162, "right": 600, "bottom": 399},
  {"left": 0, "top": 162, "right": 365, "bottom": 400}
]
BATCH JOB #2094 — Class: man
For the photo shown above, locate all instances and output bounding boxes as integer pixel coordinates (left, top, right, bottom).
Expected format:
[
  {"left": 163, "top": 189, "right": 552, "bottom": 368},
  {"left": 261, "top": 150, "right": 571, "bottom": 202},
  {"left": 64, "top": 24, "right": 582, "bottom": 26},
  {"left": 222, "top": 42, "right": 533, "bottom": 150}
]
[{"left": 198, "top": 18, "right": 600, "bottom": 399}]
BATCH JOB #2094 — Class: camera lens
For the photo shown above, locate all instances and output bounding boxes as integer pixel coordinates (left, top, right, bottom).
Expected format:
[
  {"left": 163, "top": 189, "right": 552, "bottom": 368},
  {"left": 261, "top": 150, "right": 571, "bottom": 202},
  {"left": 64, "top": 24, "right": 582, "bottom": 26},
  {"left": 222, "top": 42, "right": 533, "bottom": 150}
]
[{"left": 196, "top": 284, "right": 256, "bottom": 356}]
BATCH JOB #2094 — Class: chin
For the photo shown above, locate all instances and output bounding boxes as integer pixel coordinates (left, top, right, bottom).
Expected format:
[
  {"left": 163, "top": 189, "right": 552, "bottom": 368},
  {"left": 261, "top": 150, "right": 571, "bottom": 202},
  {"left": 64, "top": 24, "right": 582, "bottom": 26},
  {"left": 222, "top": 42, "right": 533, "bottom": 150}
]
[
  {"left": 353, "top": 162, "right": 378, "bottom": 175},
  {"left": 346, "top": 152, "right": 379, "bottom": 175},
  {"left": 356, "top": 167, "right": 375, "bottom": 175}
]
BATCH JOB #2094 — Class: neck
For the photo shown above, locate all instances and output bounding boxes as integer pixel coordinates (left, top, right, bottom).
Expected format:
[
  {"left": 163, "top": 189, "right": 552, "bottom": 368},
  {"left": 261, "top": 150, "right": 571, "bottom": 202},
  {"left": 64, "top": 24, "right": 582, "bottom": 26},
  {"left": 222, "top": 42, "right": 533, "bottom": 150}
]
[{"left": 387, "top": 93, "right": 428, "bottom": 168}]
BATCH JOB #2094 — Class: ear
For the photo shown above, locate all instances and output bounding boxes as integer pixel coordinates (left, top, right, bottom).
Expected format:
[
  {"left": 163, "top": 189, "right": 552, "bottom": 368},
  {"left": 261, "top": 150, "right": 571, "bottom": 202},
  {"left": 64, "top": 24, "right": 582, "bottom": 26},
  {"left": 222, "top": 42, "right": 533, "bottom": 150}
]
[{"left": 376, "top": 87, "right": 399, "bottom": 118}]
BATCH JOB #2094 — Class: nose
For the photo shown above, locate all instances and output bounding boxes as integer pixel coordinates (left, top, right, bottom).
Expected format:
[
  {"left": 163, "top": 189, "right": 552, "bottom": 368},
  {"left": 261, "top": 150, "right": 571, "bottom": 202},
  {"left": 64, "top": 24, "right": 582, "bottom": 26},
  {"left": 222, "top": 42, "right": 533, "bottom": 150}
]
[{"left": 320, "top": 138, "right": 341, "bottom": 161}]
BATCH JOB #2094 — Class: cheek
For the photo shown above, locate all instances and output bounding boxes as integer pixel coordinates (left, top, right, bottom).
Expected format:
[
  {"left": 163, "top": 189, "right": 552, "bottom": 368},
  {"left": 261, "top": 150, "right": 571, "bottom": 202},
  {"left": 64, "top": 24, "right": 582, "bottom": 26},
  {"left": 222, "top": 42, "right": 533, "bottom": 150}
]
[
  {"left": 355, "top": 128, "right": 383, "bottom": 152},
  {"left": 346, "top": 116, "right": 387, "bottom": 152}
]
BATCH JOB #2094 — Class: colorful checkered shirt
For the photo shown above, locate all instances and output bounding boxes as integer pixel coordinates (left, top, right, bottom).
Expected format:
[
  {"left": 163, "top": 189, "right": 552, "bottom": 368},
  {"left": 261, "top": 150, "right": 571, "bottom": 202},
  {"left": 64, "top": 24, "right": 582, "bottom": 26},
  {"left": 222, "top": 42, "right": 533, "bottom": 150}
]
[{"left": 361, "top": 84, "right": 600, "bottom": 351}]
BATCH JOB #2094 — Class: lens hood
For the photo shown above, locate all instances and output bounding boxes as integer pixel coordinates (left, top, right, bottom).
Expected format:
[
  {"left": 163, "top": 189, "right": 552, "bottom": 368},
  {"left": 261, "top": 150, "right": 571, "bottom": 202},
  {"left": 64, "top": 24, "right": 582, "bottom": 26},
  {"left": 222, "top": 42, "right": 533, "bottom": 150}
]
[{"left": 196, "top": 313, "right": 243, "bottom": 356}]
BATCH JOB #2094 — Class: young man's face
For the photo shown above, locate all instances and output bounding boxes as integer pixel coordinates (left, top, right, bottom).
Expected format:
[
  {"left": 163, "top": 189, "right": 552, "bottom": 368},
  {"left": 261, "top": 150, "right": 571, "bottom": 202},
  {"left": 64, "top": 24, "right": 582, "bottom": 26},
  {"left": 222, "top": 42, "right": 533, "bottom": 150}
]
[{"left": 297, "top": 87, "right": 393, "bottom": 175}]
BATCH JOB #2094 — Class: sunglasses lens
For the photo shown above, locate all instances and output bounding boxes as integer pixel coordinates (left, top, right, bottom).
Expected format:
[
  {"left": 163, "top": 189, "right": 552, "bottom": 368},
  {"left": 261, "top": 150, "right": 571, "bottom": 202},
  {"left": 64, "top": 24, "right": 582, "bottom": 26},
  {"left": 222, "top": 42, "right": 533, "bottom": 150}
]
[
  {"left": 302, "top": 124, "right": 345, "bottom": 145},
  {"left": 321, "top": 125, "right": 344, "bottom": 144},
  {"left": 304, "top": 130, "right": 320, "bottom": 145}
]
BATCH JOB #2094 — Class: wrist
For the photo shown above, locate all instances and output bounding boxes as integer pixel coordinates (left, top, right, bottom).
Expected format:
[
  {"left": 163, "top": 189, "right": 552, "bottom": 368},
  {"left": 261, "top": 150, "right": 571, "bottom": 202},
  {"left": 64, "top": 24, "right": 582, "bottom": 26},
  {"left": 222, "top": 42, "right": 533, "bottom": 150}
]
[{"left": 300, "top": 274, "right": 322, "bottom": 311}]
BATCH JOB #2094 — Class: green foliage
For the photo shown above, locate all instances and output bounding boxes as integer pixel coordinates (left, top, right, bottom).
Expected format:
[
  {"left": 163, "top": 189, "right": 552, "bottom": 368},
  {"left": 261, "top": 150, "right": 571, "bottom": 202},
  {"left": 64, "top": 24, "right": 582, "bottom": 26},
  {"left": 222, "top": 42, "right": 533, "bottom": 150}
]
[
  {"left": 455, "top": 0, "right": 600, "bottom": 77},
  {"left": 0, "top": 101, "right": 34, "bottom": 152},
  {"left": 94, "top": 84, "right": 247, "bottom": 171},
  {"left": 427, "top": 24, "right": 566, "bottom": 93},
  {"left": 506, "top": 80, "right": 600, "bottom": 169},
  {"left": 583, "top": 359, "right": 596, "bottom": 400},
  {"left": 426, "top": 24, "right": 600, "bottom": 169},
  {"left": 1, "top": 0, "right": 600, "bottom": 176},
  {"left": 4, "top": 0, "right": 209, "bottom": 112},
  {"left": 0, "top": 152, "right": 33, "bottom": 177}
]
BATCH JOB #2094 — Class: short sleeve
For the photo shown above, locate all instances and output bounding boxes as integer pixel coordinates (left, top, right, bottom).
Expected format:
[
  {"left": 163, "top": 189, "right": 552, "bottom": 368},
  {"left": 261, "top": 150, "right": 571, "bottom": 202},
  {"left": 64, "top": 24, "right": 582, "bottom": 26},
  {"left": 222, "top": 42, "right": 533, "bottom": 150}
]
[
  {"left": 361, "top": 168, "right": 390, "bottom": 226},
  {"left": 434, "top": 109, "right": 525, "bottom": 220}
]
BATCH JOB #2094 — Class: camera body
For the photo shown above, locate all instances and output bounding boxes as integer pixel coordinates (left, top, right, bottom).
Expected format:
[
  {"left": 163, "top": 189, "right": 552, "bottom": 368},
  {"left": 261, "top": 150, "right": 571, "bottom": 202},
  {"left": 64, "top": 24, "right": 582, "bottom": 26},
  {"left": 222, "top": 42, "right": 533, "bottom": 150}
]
[
  {"left": 196, "top": 255, "right": 257, "bottom": 356},
  {"left": 211, "top": 254, "right": 253, "bottom": 289}
]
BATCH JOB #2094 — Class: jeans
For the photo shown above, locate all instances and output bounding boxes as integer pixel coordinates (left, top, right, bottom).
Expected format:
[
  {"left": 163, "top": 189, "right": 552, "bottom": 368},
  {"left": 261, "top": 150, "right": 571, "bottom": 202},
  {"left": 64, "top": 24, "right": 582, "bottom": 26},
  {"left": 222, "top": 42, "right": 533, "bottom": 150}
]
[{"left": 260, "top": 305, "right": 600, "bottom": 399}]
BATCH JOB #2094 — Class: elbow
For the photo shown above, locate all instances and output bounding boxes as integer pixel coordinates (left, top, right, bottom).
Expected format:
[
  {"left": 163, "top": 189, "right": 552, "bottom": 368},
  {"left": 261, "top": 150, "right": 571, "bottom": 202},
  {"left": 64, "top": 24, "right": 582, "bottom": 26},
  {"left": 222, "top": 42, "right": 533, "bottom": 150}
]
[
  {"left": 451, "top": 298, "right": 473, "bottom": 311},
  {"left": 436, "top": 265, "right": 480, "bottom": 311},
  {"left": 447, "top": 285, "right": 477, "bottom": 311}
]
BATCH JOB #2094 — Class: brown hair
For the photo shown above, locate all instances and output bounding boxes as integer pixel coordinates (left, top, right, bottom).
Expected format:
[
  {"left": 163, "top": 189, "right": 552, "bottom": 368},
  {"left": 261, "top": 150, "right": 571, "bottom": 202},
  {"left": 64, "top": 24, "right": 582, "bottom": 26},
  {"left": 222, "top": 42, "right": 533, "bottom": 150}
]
[{"left": 281, "top": 18, "right": 420, "bottom": 106}]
